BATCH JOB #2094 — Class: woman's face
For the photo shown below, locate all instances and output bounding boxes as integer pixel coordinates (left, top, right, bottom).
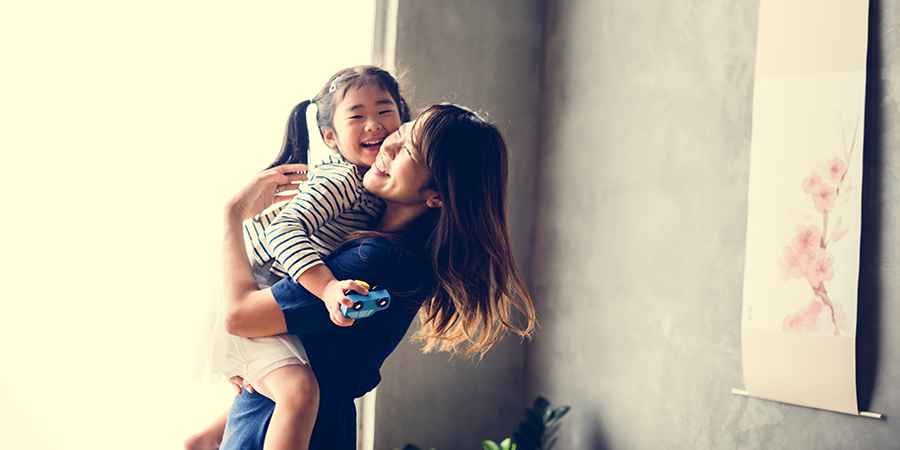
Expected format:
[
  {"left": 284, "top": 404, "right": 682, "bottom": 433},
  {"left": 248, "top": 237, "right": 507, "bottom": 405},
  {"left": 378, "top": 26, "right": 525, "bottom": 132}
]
[
  {"left": 363, "top": 120, "right": 434, "bottom": 206},
  {"left": 323, "top": 85, "right": 402, "bottom": 170}
]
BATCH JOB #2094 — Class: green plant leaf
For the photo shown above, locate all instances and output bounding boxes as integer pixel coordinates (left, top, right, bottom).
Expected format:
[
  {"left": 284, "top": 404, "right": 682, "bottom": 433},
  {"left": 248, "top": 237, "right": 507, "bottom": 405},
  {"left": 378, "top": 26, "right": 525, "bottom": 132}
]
[
  {"left": 500, "top": 437, "right": 515, "bottom": 450},
  {"left": 549, "top": 405, "right": 570, "bottom": 423},
  {"left": 546, "top": 436, "right": 559, "bottom": 450},
  {"left": 533, "top": 397, "right": 551, "bottom": 422},
  {"left": 544, "top": 422, "right": 562, "bottom": 442},
  {"left": 525, "top": 408, "right": 544, "bottom": 430},
  {"left": 483, "top": 440, "right": 501, "bottom": 450},
  {"left": 517, "top": 420, "right": 541, "bottom": 440},
  {"left": 513, "top": 431, "right": 540, "bottom": 450}
]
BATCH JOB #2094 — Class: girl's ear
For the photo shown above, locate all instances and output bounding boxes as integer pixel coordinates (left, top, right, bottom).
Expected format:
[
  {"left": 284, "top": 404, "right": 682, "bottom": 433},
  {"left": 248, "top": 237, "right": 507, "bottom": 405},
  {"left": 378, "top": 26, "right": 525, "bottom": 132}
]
[
  {"left": 425, "top": 192, "right": 443, "bottom": 209},
  {"left": 322, "top": 127, "right": 338, "bottom": 149}
]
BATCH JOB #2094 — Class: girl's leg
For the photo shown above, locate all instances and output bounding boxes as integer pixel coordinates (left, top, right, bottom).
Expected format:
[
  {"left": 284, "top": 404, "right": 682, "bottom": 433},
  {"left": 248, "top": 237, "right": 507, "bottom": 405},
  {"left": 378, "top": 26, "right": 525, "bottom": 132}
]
[
  {"left": 253, "top": 364, "right": 320, "bottom": 450},
  {"left": 184, "top": 408, "right": 229, "bottom": 450}
]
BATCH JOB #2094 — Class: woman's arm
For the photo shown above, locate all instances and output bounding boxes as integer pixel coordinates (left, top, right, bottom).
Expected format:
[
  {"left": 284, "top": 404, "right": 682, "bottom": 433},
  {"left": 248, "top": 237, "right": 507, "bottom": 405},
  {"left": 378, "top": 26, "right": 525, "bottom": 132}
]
[
  {"left": 222, "top": 204, "right": 289, "bottom": 337},
  {"left": 220, "top": 164, "right": 307, "bottom": 338}
]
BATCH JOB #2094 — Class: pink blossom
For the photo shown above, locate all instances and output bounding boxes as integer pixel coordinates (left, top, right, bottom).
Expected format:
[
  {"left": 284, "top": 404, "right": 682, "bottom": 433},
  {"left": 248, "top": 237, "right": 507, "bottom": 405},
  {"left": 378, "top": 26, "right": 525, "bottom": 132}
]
[
  {"left": 831, "top": 225, "right": 849, "bottom": 243},
  {"left": 805, "top": 248, "right": 835, "bottom": 287},
  {"left": 790, "top": 224, "right": 822, "bottom": 254},
  {"left": 810, "top": 184, "right": 837, "bottom": 213},
  {"left": 834, "top": 299, "right": 849, "bottom": 333},
  {"left": 801, "top": 172, "right": 824, "bottom": 194},
  {"left": 822, "top": 157, "right": 847, "bottom": 185},
  {"left": 782, "top": 296, "right": 844, "bottom": 335},
  {"left": 782, "top": 296, "right": 833, "bottom": 334},
  {"left": 777, "top": 246, "right": 811, "bottom": 281}
]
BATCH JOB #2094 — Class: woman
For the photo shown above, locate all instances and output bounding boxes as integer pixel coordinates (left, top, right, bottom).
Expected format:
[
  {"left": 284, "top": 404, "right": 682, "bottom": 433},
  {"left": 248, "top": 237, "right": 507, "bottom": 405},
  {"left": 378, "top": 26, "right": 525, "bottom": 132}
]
[{"left": 218, "top": 104, "right": 537, "bottom": 450}]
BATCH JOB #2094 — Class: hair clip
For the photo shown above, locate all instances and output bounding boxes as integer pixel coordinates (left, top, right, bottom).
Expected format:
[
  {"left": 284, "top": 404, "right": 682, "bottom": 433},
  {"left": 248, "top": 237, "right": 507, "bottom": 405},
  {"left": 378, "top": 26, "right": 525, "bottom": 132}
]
[{"left": 329, "top": 79, "right": 337, "bottom": 93}]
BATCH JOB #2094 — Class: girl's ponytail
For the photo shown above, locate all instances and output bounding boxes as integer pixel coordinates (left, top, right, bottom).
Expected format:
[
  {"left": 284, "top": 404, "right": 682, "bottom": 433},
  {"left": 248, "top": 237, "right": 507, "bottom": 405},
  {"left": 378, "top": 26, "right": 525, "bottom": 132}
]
[{"left": 266, "top": 100, "right": 313, "bottom": 169}]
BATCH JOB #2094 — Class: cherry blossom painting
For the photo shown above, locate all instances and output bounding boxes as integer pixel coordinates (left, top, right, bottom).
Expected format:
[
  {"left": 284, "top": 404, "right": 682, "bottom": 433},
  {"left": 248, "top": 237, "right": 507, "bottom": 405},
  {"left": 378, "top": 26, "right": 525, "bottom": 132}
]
[
  {"left": 741, "top": 70, "right": 864, "bottom": 338},
  {"left": 776, "top": 117, "right": 859, "bottom": 336}
]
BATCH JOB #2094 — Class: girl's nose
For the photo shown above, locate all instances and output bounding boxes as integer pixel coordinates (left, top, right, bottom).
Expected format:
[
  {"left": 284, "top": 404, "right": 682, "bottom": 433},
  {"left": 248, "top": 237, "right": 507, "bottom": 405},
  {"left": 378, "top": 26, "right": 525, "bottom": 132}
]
[{"left": 365, "top": 118, "right": 383, "bottom": 131}]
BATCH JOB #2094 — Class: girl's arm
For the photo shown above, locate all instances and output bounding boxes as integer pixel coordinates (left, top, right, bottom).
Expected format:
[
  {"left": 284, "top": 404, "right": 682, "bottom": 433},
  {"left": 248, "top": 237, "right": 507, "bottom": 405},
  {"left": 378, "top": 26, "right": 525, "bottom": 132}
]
[
  {"left": 266, "top": 161, "right": 372, "bottom": 326},
  {"left": 266, "top": 161, "right": 358, "bottom": 280},
  {"left": 294, "top": 265, "right": 367, "bottom": 327}
]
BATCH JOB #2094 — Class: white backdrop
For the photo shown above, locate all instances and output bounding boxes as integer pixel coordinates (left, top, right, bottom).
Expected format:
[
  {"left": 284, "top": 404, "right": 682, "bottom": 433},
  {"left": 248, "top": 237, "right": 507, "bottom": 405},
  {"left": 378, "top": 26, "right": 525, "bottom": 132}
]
[{"left": 0, "top": 1, "right": 374, "bottom": 448}]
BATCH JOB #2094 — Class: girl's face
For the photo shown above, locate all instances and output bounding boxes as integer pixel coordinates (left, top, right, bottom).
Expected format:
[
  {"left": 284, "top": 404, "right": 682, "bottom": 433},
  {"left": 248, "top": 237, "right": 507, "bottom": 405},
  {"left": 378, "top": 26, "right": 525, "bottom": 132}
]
[
  {"left": 322, "top": 85, "right": 402, "bottom": 171},
  {"left": 364, "top": 120, "right": 436, "bottom": 207}
]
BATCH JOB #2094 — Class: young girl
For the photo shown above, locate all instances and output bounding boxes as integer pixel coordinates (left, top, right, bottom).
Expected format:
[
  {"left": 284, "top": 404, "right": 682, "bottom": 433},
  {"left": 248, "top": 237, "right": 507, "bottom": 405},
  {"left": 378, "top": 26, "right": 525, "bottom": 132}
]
[{"left": 187, "top": 65, "right": 410, "bottom": 450}]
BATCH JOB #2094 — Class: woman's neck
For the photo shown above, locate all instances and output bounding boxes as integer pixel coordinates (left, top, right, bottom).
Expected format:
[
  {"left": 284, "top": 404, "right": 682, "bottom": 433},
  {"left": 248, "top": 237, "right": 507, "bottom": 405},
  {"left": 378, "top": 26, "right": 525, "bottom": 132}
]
[{"left": 376, "top": 203, "right": 429, "bottom": 233}]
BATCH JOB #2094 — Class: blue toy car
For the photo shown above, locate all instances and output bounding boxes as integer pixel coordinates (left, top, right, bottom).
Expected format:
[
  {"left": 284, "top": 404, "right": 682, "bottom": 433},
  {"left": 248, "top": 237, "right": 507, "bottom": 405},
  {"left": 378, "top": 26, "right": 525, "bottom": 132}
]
[{"left": 340, "top": 283, "right": 391, "bottom": 319}]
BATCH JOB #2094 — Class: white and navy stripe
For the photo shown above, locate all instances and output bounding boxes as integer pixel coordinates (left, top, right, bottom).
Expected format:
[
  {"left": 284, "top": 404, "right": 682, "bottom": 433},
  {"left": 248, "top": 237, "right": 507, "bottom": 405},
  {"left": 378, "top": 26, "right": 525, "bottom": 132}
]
[{"left": 243, "top": 155, "right": 383, "bottom": 280}]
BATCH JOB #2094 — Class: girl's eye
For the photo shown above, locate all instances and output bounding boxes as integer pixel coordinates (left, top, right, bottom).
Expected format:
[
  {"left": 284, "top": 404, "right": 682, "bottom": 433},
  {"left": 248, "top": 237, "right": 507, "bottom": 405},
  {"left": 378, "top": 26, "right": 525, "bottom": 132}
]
[
  {"left": 349, "top": 115, "right": 363, "bottom": 120},
  {"left": 379, "top": 109, "right": 395, "bottom": 115}
]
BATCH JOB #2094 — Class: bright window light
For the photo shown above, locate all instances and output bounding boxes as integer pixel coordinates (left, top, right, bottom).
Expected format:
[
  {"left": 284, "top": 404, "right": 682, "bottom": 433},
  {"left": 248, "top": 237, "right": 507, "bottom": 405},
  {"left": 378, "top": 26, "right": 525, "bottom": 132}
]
[{"left": 0, "top": 1, "right": 376, "bottom": 449}]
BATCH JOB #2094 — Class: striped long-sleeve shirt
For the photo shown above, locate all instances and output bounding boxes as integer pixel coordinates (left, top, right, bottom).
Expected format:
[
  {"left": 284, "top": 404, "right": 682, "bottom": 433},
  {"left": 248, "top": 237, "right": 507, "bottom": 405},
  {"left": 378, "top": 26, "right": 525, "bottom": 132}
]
[{"left": 242, "top": 155, "right": 384, "bottom": 280}]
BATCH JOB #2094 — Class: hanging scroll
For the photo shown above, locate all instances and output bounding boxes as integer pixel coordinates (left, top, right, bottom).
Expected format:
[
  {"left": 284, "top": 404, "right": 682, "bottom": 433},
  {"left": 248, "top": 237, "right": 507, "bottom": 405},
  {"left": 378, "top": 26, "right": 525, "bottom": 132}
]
[{"left": 739, "top": 0, "right": 871, "bottom": 415}]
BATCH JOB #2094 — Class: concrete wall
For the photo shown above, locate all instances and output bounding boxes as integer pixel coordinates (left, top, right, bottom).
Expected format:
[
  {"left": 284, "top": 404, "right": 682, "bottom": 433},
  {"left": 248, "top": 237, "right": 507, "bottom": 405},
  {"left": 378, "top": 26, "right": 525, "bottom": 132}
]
[
  {"left": 529, "top": 0, "right": 900, "bottom": 449},
  {"left": 373, "top": 1, "right": 545, "bottom": 449},
  {"left": 376, "top": 0, "right": 900, "bottom": 449}
]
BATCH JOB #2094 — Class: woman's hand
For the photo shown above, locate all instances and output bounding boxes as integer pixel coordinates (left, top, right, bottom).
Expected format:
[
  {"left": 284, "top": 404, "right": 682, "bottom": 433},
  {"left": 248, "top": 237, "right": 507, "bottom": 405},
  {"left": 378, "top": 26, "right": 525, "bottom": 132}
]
[{"left": 225, "top": 164, "right": 308, "bottom": 221}]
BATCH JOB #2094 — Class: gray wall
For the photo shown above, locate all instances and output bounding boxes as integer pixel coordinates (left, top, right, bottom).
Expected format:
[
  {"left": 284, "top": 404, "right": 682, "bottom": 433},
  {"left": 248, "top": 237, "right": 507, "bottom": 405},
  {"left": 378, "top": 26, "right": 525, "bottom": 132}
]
[
  {"left": 376, "top": 0, "right": 900, "bottom": 449},
  {"left": 530, "top": 0, "right": 900, "bottom": 448}
]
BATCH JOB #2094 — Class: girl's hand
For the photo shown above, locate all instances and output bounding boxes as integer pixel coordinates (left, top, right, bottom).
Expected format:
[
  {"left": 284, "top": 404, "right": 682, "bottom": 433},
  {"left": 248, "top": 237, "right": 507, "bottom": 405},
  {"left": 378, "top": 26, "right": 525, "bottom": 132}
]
[
  {"left": 228, "top": 375, "right": 255, "bottom": 395},
  {"left": 225, "top": 164, "right": 308, "bottom": 221},
  {"left": 322, "top": 280, "right": 369, "bottom": 327}
]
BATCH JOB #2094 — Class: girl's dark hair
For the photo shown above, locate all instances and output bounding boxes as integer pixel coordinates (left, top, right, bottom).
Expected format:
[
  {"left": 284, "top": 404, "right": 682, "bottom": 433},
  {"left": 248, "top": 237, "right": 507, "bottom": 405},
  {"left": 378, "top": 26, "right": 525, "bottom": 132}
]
[{"left": 265, "top": 65, "right": 411, "bottom": 169}]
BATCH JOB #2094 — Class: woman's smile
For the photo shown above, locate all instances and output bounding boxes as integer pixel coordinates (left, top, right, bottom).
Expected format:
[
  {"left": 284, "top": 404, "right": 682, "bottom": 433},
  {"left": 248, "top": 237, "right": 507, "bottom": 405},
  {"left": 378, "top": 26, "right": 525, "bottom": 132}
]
[{"left": 372, "top": 155, "right": 390, "bottom": 176}]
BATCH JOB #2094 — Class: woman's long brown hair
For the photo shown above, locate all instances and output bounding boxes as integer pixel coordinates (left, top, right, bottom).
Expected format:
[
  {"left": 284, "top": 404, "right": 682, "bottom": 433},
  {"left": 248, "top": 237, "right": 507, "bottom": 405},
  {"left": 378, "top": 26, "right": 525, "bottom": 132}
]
[{"left": 409, "top": 104, "right": 537, "bottom": 358}]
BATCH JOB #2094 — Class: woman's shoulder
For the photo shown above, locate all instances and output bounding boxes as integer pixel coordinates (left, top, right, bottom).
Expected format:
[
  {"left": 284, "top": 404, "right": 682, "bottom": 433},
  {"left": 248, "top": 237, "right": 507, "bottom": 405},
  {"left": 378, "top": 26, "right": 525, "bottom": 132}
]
[
  {"left": 333, "top": 237, "right": 402, "bottom": 262},
  {"left": 328, "top": 237, "right": 425, "bottom": 284}
]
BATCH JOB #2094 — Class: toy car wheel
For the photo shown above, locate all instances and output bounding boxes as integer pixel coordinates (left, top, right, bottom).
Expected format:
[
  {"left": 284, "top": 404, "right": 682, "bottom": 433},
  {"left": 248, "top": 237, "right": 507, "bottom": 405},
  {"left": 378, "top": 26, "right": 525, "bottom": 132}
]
[
  {"left": 352, "top": 301, "right": 364, "bottom": 311},
  {"left": 376, "top": 298, "right": 389, "bottom": 307}
]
